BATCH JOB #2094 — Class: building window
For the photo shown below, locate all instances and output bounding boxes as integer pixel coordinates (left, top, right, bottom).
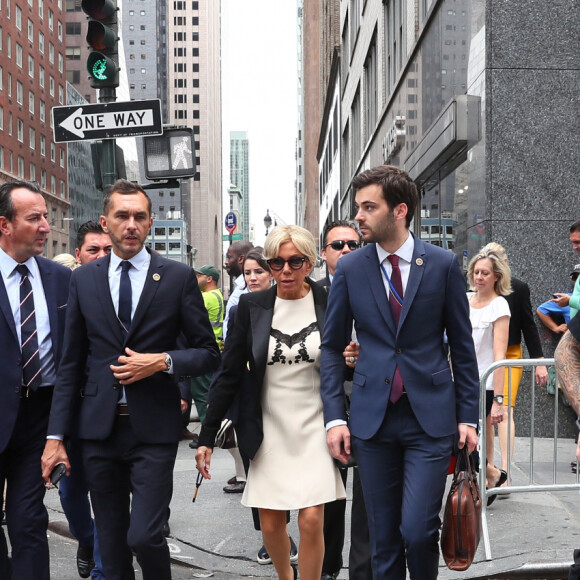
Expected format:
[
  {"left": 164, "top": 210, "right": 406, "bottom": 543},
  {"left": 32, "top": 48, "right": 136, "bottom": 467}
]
[
  {"left": 51, "top": 142, "right": 56, "bottom": 162},
  {"left": 40, "top": 100, "right": 46, "bottom": 122},
  {"left": 29, "top": 127, "right": 36, "bottom": 149},
  {"left": 28, "top": 55, "right": 35, "bottom": 78},
  {"left": 39, "top": 31, "right": 45, "bottom": 53},
  {"left": 364, "top": 34, "right": 377, "bottom": 143},
  {"left": 60, "top": 148, "right": 65, "bottom": 168},
  {"left": 16, "top": 81, "right": 23, "bottom": 104},
  {"left": 29, "top": 91, "right": 35, "bottom": 113},
  {"left": 39, "top": 67, "right": 45, "bottom": 88},
  {"left": 49, "top": 76, "right": 55, "bottom": 96},
  {"left": 41, "top": 169, "right": 47, "bottom": 188},
  {"left": 66, "top": 21, "right": 81, "bottom": 34},
  {"left": 30, "top": 163, "right": 36, "bottom": 181},
  {"left": 49, "top": 43, "right": 55, "bottom": 64},
  {"left": 48, "top": 10, "right": 54, "bottom": 30},
  {"left": 58, "top": 21, "right": 63, "bottom": 41},
  {"left": 28, "top": 19, "right": 34, "bottom": 40},
  {"left": 40, "top": 135, "right": 46, "bottom": 156},
  {"left": 16, "top": 43, "right": 23, "bottom": 68},
  {"left": 16, "top": 5, "right": 23, "bottom": 29},
  {"left": 18, "top": 156, "right": 25, "bottom": 177}
]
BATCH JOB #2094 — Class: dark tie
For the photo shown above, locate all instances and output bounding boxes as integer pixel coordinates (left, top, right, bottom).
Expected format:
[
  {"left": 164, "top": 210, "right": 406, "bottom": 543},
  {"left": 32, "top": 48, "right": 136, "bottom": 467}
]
[
  {"left": 118, "top": 260, "right": 132, "bottom": 335},
  {"left": 16, "top": 264, "right": 42, "bottom": 390},
  {"left": 387, "top": 254, "right": 404, "bottom": 403}
]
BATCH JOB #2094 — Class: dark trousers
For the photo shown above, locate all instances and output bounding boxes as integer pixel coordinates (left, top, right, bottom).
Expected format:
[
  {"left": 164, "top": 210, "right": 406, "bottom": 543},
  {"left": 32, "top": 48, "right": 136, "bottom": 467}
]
[
  {"left": 83, "top": 416, "right": 178, "bottom": 580},
  {"left": 0, "top": 387, "right": 52, "bottom": 580},
  {"left": 59, "top": 437, "right": 105, "bottom": 578},
  {"left": 354, "top": 396, "right": 453, "bottom": 580}
]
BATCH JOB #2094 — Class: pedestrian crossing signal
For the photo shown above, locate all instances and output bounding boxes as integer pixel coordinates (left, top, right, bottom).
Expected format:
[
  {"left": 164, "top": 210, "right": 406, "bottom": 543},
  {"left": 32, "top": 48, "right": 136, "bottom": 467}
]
[{"left": 143, "top": 128, "right": 197, "bottom": 180}]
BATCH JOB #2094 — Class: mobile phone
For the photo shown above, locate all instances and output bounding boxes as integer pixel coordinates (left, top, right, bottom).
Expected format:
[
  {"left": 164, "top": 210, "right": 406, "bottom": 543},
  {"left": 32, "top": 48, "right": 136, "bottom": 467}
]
[
  {"left": 50, "top": 463, "right": 67, "bottom": 487},
  {"left": 552, "top": 294, "right": 559, "bottom": 299}
]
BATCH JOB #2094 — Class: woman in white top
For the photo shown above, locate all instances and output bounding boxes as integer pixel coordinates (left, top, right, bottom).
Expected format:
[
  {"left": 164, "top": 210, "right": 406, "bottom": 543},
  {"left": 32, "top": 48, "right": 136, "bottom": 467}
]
[{"left": 467, "top": 248, "right": 511, "bottom": 503}]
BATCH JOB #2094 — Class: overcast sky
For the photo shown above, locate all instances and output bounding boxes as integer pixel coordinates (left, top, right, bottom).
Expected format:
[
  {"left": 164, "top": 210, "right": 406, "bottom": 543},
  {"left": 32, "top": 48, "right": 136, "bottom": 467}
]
[{"left": 221, "top": 0, "right": 299, "bottom": 246}]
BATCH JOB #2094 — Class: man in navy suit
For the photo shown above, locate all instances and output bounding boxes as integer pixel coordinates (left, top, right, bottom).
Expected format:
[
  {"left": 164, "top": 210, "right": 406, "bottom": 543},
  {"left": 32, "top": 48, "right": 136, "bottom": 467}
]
[
  {"left": 0, "top": 180, "right": 71, "bottom": 580},
  {"left": 42, "top": 180, "right": 220, "bottom": 580},
  {"left": 321, "top": 166, "right": 480, "bottom": 579}
]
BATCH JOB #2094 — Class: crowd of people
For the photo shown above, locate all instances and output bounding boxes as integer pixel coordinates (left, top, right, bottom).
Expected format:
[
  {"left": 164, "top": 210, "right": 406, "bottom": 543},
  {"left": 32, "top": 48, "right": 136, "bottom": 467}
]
[{"left": 0, "top": 173, "right": 578, "bottom": 580}]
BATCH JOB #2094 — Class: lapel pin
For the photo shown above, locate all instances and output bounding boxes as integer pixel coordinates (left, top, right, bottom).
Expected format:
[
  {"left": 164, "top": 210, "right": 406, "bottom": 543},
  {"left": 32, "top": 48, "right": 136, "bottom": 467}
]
[
  {"left": 152, "top": 273, "right": 161, "bottom": 281},
  {"left": 416, "top": 258, "right": 424, "bottom": 266}
]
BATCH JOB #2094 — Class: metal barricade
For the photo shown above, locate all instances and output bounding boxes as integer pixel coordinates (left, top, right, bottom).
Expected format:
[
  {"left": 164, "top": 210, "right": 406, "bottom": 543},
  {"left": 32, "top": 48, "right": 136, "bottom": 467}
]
[{"left": 479, "top": 357, "right": 580, "bottom": 560}]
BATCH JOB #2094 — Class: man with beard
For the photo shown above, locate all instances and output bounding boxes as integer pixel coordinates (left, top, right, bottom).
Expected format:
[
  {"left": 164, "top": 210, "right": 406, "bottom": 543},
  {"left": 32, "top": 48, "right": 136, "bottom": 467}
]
[
  {"left": 320, "top": 165, "right": 479, "bottom": 579},
  {"left": 223, "top": 240, "right": 254, "bottom": 340}
]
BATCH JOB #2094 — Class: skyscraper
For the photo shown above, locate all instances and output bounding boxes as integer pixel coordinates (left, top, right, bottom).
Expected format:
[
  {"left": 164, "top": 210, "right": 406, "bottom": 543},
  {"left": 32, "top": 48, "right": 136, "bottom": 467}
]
[{"left": 229, "top": 131, "right": 249, "bottom": 240}]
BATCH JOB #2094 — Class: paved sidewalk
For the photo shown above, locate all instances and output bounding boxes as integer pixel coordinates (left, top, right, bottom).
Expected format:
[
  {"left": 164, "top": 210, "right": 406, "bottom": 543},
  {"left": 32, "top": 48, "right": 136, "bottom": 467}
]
[{"left": 44, "top": 428, "right": 580, "bottom": 578}]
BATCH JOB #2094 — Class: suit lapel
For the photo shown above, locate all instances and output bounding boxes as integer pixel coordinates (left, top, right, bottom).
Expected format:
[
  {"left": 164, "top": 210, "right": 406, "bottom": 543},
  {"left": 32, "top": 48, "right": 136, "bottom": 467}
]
[
  {"left": 398, "top": 234, "right": 426, "bottom": 330},
  {"left": 94, "top": 254, "right": 125, "bottom": 343},
  {"left": 127, "top": 251, "right": 164, "bottom": 340},
  {"left": 36, "top": 258, "right": 60, "bottom": 359},
  {"left": 249, "top": 287, "right": 276, "bottom": 378},
  {"left": 0, "top": 275, "right": 18, "bottom": 343},
  {"left": 364, "top": 246, "right": 397, "bottom": 334}
]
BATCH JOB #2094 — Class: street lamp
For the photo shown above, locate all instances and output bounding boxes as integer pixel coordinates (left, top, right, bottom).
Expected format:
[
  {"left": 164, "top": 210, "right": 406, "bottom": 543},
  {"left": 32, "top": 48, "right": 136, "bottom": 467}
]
[{"left": 264, "top": 209, "right": 272, "bottom": 236}]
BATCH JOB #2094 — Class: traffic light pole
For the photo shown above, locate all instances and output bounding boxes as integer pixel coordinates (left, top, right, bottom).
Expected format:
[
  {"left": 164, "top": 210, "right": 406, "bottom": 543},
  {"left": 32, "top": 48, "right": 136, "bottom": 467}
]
[{"left": 99, "top": 87, "right": 117, "bottom": 190}]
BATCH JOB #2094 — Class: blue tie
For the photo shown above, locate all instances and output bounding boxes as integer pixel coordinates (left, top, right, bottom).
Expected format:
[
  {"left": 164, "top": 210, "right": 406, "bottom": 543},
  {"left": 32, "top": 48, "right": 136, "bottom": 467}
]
[
  {"left": 387, "top": 255, "right": 404, "bottom": 403},
  {"left": 16, "top": 264, "right": 42, "bottom": 390},
  {"left": 118, "top": 261, "right": 132, "bottom": 335}
]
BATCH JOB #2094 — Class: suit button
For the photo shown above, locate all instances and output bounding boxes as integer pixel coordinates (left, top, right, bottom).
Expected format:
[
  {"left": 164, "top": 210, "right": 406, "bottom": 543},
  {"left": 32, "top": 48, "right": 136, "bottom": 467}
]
[
  {"left": 396, "top": 348, "right": 402, "bottom": 354},
  {"left": 384, "top": 378, "right": 391, "bottom": 384}
]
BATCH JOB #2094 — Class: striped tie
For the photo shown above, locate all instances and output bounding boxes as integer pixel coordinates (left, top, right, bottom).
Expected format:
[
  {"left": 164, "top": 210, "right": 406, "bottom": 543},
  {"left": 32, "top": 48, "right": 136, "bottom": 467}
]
[
  {"left": 387, "top": 255, "right": 404, "bottom": 403},
  {"left": 16, "top": 264, "right": 42, "bottom": 390}
]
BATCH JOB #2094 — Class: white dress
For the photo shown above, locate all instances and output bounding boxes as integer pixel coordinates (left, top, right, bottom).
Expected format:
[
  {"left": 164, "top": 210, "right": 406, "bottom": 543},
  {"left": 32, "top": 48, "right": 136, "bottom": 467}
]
[
  {"left": 241, "top": 290, "right": 346, "bottom": 510},
  {"left": 468, "top": 294, "right": 511, "bottom": 390}
]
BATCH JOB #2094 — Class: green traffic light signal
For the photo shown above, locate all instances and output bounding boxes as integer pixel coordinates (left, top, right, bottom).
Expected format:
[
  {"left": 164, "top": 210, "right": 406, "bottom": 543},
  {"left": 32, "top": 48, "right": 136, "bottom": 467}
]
[{"left": 82, "top": 0, "right": 119, "bottom": 89}]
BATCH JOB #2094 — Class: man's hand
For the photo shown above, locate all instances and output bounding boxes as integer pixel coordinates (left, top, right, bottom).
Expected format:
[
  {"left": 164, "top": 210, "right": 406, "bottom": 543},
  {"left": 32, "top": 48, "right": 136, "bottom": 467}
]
[
  {"left": 457, "top": 424, "right": 478, "bottom": 454},
  {"left": 490, "top": 401, "right": 506, "bottom": 425},
  {"left": 327, "top": 425, "right": 351, "bottom": 463},
  {"left": 553, "top": 293, "right": 571, "bottom": 308},
  {"left": 195, "top": 446, "right": 213, "bottom": 479},
  {"left": 535, "top": 365, "right": 549, "bottom": 387},
  {"left": 110, "top": 348, "right": 167, "bottom": 384},
  {"left": 41, "top": 440, "right": 71, "bottom": 488}
]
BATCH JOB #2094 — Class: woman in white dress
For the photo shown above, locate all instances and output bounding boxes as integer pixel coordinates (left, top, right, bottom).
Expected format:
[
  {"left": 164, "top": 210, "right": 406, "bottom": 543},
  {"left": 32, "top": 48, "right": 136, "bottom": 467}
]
[
  {"left": 467, "top": 248, "right": 511, "bottom": 503},
  {"left": 196, "top": 225, "right": 346, "bottom": 580}
]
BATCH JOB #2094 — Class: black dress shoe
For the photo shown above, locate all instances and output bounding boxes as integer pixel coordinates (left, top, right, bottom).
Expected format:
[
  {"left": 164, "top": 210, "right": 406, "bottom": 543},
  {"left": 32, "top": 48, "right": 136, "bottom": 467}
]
[
  {"left": 76, "top": 545, "right": 95, "bottom": 579},
  {"left": 223, "top": 481, "right": 245, "bottom": 493},
  {"left": 188, "top": 433, "right": 200, "bottom": 449}
]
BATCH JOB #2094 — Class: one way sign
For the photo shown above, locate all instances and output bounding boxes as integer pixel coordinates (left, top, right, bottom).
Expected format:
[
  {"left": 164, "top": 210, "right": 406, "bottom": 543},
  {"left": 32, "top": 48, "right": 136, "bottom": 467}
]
[{"left": 52, "top": 99, "right": 163, "bottom": 143}]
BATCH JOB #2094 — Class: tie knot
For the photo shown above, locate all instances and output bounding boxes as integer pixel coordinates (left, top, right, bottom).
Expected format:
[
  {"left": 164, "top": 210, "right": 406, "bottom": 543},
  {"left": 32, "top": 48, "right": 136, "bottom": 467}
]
[
  {"left": 387, "top": 254, "right": 399, "bottom": 267},
  {"left": 121, "top": 260, "right": 132, "bottom": 273},
  {"left": 15, "top": 264, "right": 29, "bottom": 278}
]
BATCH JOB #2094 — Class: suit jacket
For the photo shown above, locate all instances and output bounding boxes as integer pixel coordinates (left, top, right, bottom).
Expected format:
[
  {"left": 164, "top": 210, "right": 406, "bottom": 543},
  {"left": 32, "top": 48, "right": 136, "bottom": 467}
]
[
  {"left": 321, "top": 234, "right": 480, "bottom": 440},
  {"left": 0, "top": 257, "right": 71, "bottom": 453},
  {"left": 48, "top": 250, "right": 220, "bottom": 444},
  {"left": 505, "top": 277, "right": 543, "bottom": 357},
  {"left": 198, "top": 280, "right": 327, "bottom": 459}
]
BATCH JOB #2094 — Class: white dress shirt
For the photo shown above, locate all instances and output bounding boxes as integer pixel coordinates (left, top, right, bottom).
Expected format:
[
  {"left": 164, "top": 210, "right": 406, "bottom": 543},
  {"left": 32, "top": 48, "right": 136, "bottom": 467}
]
[
  {"left": 0, "top": 247, "right": 56, "bottom": 386},
  {"left": 375, "top": 232, "right": 414, "bottom": 297}
]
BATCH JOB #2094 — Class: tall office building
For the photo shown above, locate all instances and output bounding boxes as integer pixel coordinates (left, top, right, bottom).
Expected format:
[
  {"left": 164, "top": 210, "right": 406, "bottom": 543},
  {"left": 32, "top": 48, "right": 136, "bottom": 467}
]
[
  {"left": 1, "top": 0, "right": 71, "bottom": 256},
  {"left": 229, "top": 131, "right": 249, "bottom": 241}
]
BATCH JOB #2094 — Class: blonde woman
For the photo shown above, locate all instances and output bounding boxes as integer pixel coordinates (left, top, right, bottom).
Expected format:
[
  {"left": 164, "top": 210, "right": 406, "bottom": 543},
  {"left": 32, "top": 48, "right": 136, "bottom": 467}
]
[
  {"left": 467, "top": 249, "right": 512, "bottom": 504},
  {"left": 196, "top": 226, "right": 346, "bottom": 580}
]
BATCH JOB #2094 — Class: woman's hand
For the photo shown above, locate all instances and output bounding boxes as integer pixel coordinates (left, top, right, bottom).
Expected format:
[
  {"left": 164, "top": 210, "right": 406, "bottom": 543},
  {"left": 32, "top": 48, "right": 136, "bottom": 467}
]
[
  {"left": 195, "top": 446, "right": 213, "bottom": 479},
  {"left": 343, "top": 341, "right": 360, "bottom": 368},
  {"left": 490, "top": 401, "right": 506, "bottom": 425}
]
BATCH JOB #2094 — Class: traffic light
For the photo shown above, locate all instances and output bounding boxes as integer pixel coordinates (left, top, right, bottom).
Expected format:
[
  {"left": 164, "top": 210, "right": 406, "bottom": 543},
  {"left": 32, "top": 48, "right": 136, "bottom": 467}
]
[
  {"left": 82, "top": 0, "right": 119, "bottom": 89},
  {"left": 143, "top": 128, "right": 197, "bottom": 180}
]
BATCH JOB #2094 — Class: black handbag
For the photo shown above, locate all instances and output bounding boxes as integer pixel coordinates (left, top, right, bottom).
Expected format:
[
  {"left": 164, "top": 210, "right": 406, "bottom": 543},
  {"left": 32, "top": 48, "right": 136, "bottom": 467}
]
[{"left": 440, "top": 447, "right": 482, "bottom": 571}]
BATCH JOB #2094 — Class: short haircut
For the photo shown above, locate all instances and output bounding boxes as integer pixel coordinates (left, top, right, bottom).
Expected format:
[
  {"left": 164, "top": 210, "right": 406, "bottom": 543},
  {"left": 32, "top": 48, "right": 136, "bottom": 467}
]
[
  {"left": 0, "top": 180, "right": 43, "bottom": 223},
  {"left": 228, "top": 240, "right": 254, "bottom": 260},
  {"left": 467, "top": 249, "right": 513, "bottom": 296},
  {"left": 52, "top": 253, "right": 80, "bottom": 270},
  {"left": 264, "top": 225, "right": 317, "bottom": 265},
  {"left": 480, "top": 242, "right": 507, "bottom": 262},
  {"left": 321, "top": 220, "right": 361, "bottom": 247},
  {"left": 351, "top": 165, "right": 418, "bottom": 228},
  {"left": 570, "top": 220, "right": 580, "bottom": 234},
  {"left": 243, "top": 250, "right": 271, "bottom": 273},
  {"left": 103, "top": 179, "right": 151, "bottom": 216},
  {"left": 76, "top": 220, "right": 106, "bottom": 250}
]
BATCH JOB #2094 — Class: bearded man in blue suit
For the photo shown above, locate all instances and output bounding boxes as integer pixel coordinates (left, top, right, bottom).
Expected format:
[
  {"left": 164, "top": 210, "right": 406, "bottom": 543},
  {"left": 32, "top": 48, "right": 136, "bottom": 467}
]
[{"left": 321, "top": 166, "right": 480, "bottom": 579}]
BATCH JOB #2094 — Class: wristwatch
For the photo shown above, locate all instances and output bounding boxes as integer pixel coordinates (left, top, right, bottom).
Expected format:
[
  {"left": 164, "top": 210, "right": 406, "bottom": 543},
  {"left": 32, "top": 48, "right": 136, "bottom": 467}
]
[
  {"left": 493, "top": 395, "right": 504, "bottom": 404},
  {"left": 163, "top": 352, "right": 172, "bottom": 371}
]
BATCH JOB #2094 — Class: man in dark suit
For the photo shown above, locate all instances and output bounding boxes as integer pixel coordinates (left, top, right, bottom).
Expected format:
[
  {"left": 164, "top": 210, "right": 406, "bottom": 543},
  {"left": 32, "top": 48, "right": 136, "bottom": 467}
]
[
  {"left": 320, "top": 166, "right": 480, "bottom": 579},
  {"left": 317, "top": 220, "right": 371, "bottom": 580},
  {"left": 0, "top": 180, "right": 71, "bottom": 580},
  {"left": 42, "top": 180, "right": 220, "bottom": 580}
]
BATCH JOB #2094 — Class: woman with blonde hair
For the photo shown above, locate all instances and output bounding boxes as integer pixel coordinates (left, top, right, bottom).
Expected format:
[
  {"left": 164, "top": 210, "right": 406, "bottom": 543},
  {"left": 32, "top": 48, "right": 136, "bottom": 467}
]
[
  {"left": 196, "top": 225, "right": 345, "bottom": 580},
  {"left": 467, "top": 248, "right": 512, "bottom": 504},
  {"left": 480, "top": 243, "right": 548, "bottom": 489}
]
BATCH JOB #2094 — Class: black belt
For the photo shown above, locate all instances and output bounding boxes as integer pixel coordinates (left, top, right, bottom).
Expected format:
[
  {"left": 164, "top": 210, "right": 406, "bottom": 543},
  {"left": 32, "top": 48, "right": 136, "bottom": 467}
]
[
  {"left": 20, "top": 385, "right": 54, "bottom": 398},
  {"left": 116, "top": 404, "right": 130, "bottom": 416}
]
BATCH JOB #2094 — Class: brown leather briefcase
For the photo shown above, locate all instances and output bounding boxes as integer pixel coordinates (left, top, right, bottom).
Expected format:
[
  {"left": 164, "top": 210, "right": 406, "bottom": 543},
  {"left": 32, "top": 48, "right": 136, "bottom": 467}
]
[{"left": 440, "top": 447, "right": 482, "bottom": 571}]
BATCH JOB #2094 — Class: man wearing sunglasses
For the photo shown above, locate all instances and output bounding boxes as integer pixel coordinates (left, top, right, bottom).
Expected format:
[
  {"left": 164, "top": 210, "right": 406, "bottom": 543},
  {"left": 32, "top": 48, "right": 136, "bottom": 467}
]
[{"left": 317, "top": 221, "right": 372, "bottom": 580}]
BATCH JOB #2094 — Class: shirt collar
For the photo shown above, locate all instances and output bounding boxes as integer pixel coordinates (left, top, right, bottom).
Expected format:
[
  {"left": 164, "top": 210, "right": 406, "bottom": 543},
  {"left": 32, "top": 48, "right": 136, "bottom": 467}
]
[
  {"left": 234, "top": 274, "right": 245, "bottom": 289},
  {"left": 110, "top": 246, "right": 150, "bottom": 272},
  {"left": 375, "top": 232, "right": 414, "bottom": 265},
  {"left": 0, "top": 246, "right": 39, "bottom": 279}
]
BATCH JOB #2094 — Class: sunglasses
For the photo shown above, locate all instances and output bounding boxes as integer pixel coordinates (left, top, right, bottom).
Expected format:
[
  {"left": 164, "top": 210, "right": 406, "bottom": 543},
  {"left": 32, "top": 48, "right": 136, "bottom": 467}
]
[
  {"left": 267, "top": 256, "right": 309, "bottom": 271},
  {"left": 325, "top": 240, "right": 361, "bottom": 251}
]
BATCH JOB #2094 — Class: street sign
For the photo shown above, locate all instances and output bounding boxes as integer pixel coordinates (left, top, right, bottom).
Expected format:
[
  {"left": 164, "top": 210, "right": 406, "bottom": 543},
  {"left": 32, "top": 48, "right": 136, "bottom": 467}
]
[
  {"left": 222, "top": 234, "right": 242, "bottom": 241},
  {"left": 52, "top": 99, "right": 163, "bottom": 143},
  {"left": 225, "top": 212, "right": 237, "bottom": 235}
]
